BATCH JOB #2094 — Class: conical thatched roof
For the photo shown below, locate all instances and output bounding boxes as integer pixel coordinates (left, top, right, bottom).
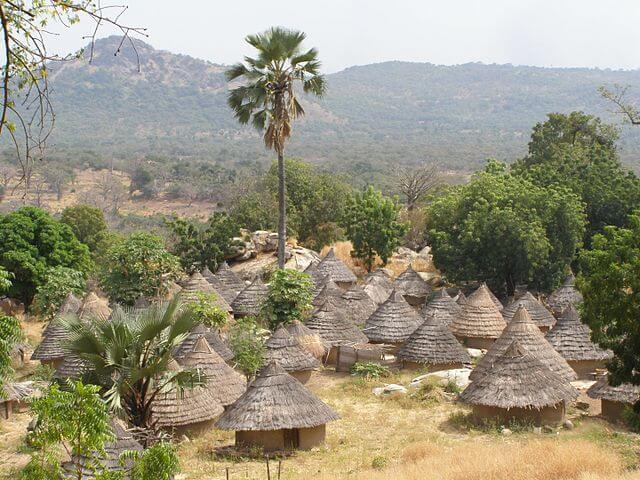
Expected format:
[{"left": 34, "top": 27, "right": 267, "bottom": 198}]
[
  {"left": 174, "top": 323, "right": 234, "bottom": 362},
  {"left": 58, "top": 293, "right": 82, "bottom": 315},
  {"left": 546, "top": 273, "right": 583, "bottom": 316},
  {"left": 587, "top": 375, "right": 640, "bottom": 404},
  {"left": 545, "top": 305, "right": 613, "bottom": 362},
  {"left": 342, "top": 284, "right": 378, "bottom": 326},
  {"left": 397, "top": 309, "right": 471, "bottom": 365},
  {"left": 483, "top": 284, "right": 503, "bottom": 311},
  {"left": 230, "top": 276, "right": 268, "bottom": 317},
  {"left": 316, "top": 248, "right": 356, "bottom": 284},
  {"left": 449, "top": 284, "right": 507, "bottom": 340},
  {"left": 364, "top": 290, "right": 422, "bottom": 343},
  {"left": 455, "top": 290, "right": 467, "bottom": 305},
  {"left": 502, "top": 291, "right": 555, "bottom": 329},
  {"left": 312, "top": 278, "right": 346, "bottom": 308},
  {"left": 133, "top": 296, "right": 150, "bottom": 310},
  {"left": 54, "top": 355, "right": 88, "bottom": 381},
  {"left": 421, "top": 288, "right": 461, "bottom": 325},
  {"left": 176, "top": 335, "right": 246, "bottom": 407},
  {"left": 79, "top": 292, "right": 111, "bottom": 320},
  {"left": 205, "top": 262, "right": 246, "bottom": 304},
  {"left": 470, "top": 306, "right": 577, "bottom": 382},
  {"left": 263, "top": 326, "right": 321, "bottom": 373},
  {"left": 306, "top": 296, "right": 368, "bottom": 347},
  {"left": 181, "top": 272, "right": 233, "bottom": 314},
  {"left": 31, "top": 317, "right": 68, "bottom": 361},
  {"left": 304, "top": 262, "right": 325, "bottom": 297},
  {"left": 216, "top": 361, "right": 340, "bottom": 431},
  {"left": 286, "top": 320, "right": 327, "bottom": 359},
  {"left": 363, "top": 269, "right": 394, "bottom": 304},
  {"left": 460, "top": 340, "right": 578, "bottom": 409},
  {"left": 394, "top": 266, "right": 431, "bottom": 299}
]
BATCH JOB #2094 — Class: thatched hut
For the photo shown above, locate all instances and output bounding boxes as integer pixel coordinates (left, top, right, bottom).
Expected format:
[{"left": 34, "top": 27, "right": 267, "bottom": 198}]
[
  {"left": 485, "top": 285, "right": 504, "bottom": 311},
  {"left": 460, "top": 340, "right": 578, "bottom": 425},
  {"left": 312, "top": 278, "right": 346, "bottom": 308},
  {"left": 545, "top": 305, "right": 613, "bottom": 379},
  {"left": 397, "top": 309, "right": 470, "bottom": 371},
  {"left": 286, "top": 320, "right": 327, "bottom": 361},
  {"left": 31, "top": 317, "right": 69, "bottom": 369},
  {"left": 587, "top": 375, "right": 640, "bottom": 424},
  {"left": 58, "top": 292, "right": 83, "bottom": 315},
  {"left": 181, "top": 271, "right": 233, "bottom": 315},
  {"left": 546, "top": 273, "right": 583, "bottom": 317},
  {"left": 263, "top": 326, "right": 321, "bottom": 384},
  {"left": 470, "top": 306, "right": 576, "bottom": 382},
  {"left": 175, "top": 334, "right": 246, "bottom": 407},
  {"left": 502, "top": 291, "right": 556, "bottom": 332},
  {"left": 216, "top": 362, "right": 340, "bottom": 451},
  {"left": 364, "top": 290, "right": 421, "bottom": 348},
  {"left": 363, "top": 269, "right": 394, "bottom": 305},
  {"left": 455, "top": 290, "right": 467, "bottom": 305},
  {"left": 342, "top": 284, "right": 378, "bottom": 327},
  {"left": 54, "top": 355, "right": 89, "bottom": 381},
  {"left": 1, "top": 382, "right": 39, "bottom": 419},
  {"left": 230, "top": 276, "right": 268, "bottom": 318},
  {"left": 421, "top": 288, "right": 461, "bottom": 325},
  {"left": 304, "top": 262, "right": 325, "bottom": 297},
  {"left": 175, "top": 323, "right": 234, "bottom": 363},
  {"left": 394, "top": 266, "right": 432, "bottom": 307},
  {"left": 79, "top": 292, "right": 111, "bottom": 320},
  {"left": 316, "top": 248, "right": 356, "bottom": 289},
  {"left": 449, "top": 284, "right": 507, "bottom": 349},
  {"left": 204, "top": 262, "right": 247, "bottom": 304}
]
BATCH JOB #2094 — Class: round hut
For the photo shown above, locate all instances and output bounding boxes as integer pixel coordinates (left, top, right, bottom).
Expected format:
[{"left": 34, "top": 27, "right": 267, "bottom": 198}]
[
  {"left": 31, "top": 317, "right": 69, "bottom": 369},
  {"left": 587, "top": 375, "right": 640, "bottom": 424},
  {"left": 342, "top": 284, "right": 378, "bottom": 327},
  {"left": 449, "top": 284, "right": 507, "bottom": 349},
  {"left": 397, "top": 309, "right": 470, "bottom": 371},
  {"left": 546, "top": 273, "right": 583, "bottom": 317},
  {"left": 304, "top": 262, "right": 325, "bottom": 298},
  {"left": 460, "top": 340, "right": 578, "bottom": 426},
  {"left": 53, "top": 355, "right": 88, "bottom": 381},
  {"left": 286, "top": 320, "right": 327, "bottom": 360},
  {"left": 175, "top": 323, "right": 234, "bottom": 363},
  {"left": 421, "top": 288, "right": 461, "bottom": 324},
  {"left": 216, "top": 361, "right": 340, "bottom": 451},
  {"left": 363, "top": 269, "right": 394, "bottom": 305},
  {"left": 485, "top": 284, "right": 503, "bottom": 311},
  {"left": 502, "top": 291, "right": 556, "bottom": 332},
  {"left": 470, "top": 306, "right": 576, "bottom": 382},
  {"left": 312, "top": 277, "right": 346, "bottom": 308},
  {"left": 263, "top": 326, "right": 321, "bottom": 384},
  {"left": 394, "top": 266, "right": 432, "bottom": 307},
  {"left": 182, "top": 271, "right": 233, "bottom": 316},
  {"left": 545, "top": 305, "right": 613, "bottom": 379},
  {"left": 364, "top": 290, "right": 422, "bottom": 349},
  {"left": 79, "top": 292, "right": 111, "bottom": 320},
  {"left": 58, "top": 292, "right": 83, "bottom": 315},
  {"left": 454, "top": 290, "right": 467, "bottom": 305},
  {"left": 204, "top": 262, "right": 247, "bottom": 304},
  {"left": 316, "top": 248, "right": 356, "bottom": 289},
  {"left": 230, "top": 276, "right": 268, "bottom": 318}
]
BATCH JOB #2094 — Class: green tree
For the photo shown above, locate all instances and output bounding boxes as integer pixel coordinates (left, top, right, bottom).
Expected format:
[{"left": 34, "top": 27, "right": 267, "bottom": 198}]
[
  {"left": 228, "top": 316, "right": 266, "bottom": 380},
  {"left": 32, "top": 266, "right": 87, "bottom": 319},
  {"left": 99, "top": 232, "right": 180, "bottom": 306},
  {"left": 129, "top": 166, "right": 156, "bottom": 199},
  {"left": 341, "top": 186, "right": 407, "bottom": 272},
  {"left": 0, "top": 266, "right": 12, "bottom": 292},
  {"left": 184, "top": 292, "right": 228, "bottom": 329},
  {"left": 427, "top": 162, "right": 585, "bottom": 296},
  {"left": 63, "top": 299, "right": 203, "bottom": 430},
  {"left": 0, "top": 313, "right": 21, "bottom": 394},
  {"left": 229, "top": 191, "right": 278, "bottom": 232},
  {"left": 261, "top": 269, "right": 313, "bottom": 330},
  {"left": 126, "top": 442, "right": 180, "bottom": 480},
  {"left": 60, "top": 204, "right": 110, "bottom": 253},
  {"left": 227, "top": 27, "right": 326, "bottom": 268},
  {"left": 165, "top": 213, "right": 239, "bottom": 273},
  {"left": 0, "top": 207, "right": 91, "bottom": 304}
]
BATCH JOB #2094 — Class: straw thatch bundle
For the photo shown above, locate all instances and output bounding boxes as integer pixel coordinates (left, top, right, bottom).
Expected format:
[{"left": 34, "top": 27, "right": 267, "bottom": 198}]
[
  {"left": 2, "top": 382, "right": 38, "bottom": 403},
  {"left": 397, "top": 309, "right": 470, "bottom": 366},
  {"left": 587, "top": 375, "right": 640, "bottom": 404},
  {"left": 54, "top": 355, "right": 88, "bottom": 381},
  {"left": 502, "top": 291, "right": 555, "bottom": 330},
  {"left": 460, "top": 340, "right": 578, "bottom": 409},
  {"left": 286, "top": 320, "right": 327, "bottom": 360},
  {"left": 79, "top": 292, "right": 111, "bottom": 320},
  {"left": 31, "top": 317, "right": 68, "bottom": 362},
  {"left": 176, "top": 335, "right": 246, "bottom": 406},
  {"left": 174, "top": 323, "right": 234, "bottom": 362},
  {"left": 263, "top": 326, "right": 321, "bottom": 373},
  {"left": 364, "top": 290, "right": 422, "bottom": 343},
  {"left": 421, "top": 288, "right": 461, "bottom": 325},
  {"left": 204, "top": 262, "right": 247, "bottom": 304},
  {"left": 181, "top": 272, "right": 233, "bottom": 314},
  {"left": 470, "top": 306, "right": 577, "bottom": 382},
  {"left": 546, "top": 273, "right": 583, "bottom": 316},
  {"left": 306, "top": 296, "right": 368, "bottom": 347},
  {"left": 304, "top": 262, "right": 325, "bottom": 297},
  {"left": 394, "top": 266, "right": 431, "bottom": 302},
  {"left": 342, "top": 284, "right": 378, "bottom": 326},
  {"left": 315, "top": 248, "right": 356, "bottom": 285},
  {"left": 58, "top": 292, "right": 82, "bottom": 315},
  {"left": 230, "top": 276, "right": 268, "bottom": 317},
  {"left": 216, "top": 361, "right": 340, "bottom": 431},
  {"left": 449, "top": 284, "right": 507, "bottom": 341},
  {"left": 545, "top": 305, "right": 613, "bottom": 362}
]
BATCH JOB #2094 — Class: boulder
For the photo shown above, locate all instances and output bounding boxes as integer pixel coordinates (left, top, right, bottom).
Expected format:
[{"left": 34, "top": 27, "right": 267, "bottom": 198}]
[
  {"left": 411, "top": 368, "right": 472, "bottom": 390},
  {"left": 372, "top": 384, "right": 408, "bottom": 396}
]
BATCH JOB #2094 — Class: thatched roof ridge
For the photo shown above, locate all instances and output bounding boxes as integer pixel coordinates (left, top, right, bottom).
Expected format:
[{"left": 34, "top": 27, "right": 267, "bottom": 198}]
[
  {"left": 449, "top": 284, "right": 507, "bottom": 340},
  {"left": 455, "top": 290, "right": 467, "bottom": 305},
  {"left": 546, "top": 273, "right": 583, "bottom": 316},
  {"left": 545, "top": 305, "right": 613, "bottom": 361},
  {"left": 342, "top": 284, "right": 378, "bottom": 326},
  {"left": 182, "top": 272, "right": 233, "bottom": 314},
  {"left": 230, "top": 276, "right": 268, "bottom": 317},
  {"left": 304, "top": 262, "right": 325, "bottom": 297},
  {"left": 587, "top": 375, "right": 640, "bottom": 404},
  {"left": 216, "top": 361, "right": 340, "bottom": 431},
  {"left": 174, "top": 323, "right": 234, "bottom": 362},
  {"left": 264, "top": 326, "right": 321, "bottom": 372},
  {"left": 470, "top": 306, "right": 577, "bottom": 382},
  {"left": 460, "top": 340, "right": 578, "bottom": 409},
  {"left": 31, "top": 317, "right": 68, "bottom": 361},
  {"left": 502, "top": 291, "right": 555, "bottom": 329},
  {"left": 286, "top": 320, "right": 328, "bottom": 359},
  {"left": 2, "top": 382, "right": 39, "bottom": 402},
  {"left": 394, "top": 266, "right": 431, "bottom": 298},
  {"left": 54, "top": 355, "right": 88, "bottom": 380},
  {"left": 79, "top": 292, "right": 111, "bottom": 320},
  {"left": 58, "top": 293, "right": 82, "bottom": 315},
  {"left": 397, "top": 309, "right": 471, "bottom": 365},
  {"left": 485, "top": 284, "right": 503, "bottom": 311},
  {"left": 363, "top": 270, "right": 394, "bottom": 305},
  {"left": 205, "top": 262, "right": 246, "bottom": 304},
  {"left": 316, "top": 248, "right": 356, "bottom": 284},
  {"left": 364, "top": 290, "right": 422, "bottom": 343},
  {"left": 421, "top": 288, "right": 461, "bottom": 325},
  {"left": 312, "top": 278, "right": 346, "bottom": 308},
  {"left": 306, "top": 296, "right": 368, "bottom": 346}
]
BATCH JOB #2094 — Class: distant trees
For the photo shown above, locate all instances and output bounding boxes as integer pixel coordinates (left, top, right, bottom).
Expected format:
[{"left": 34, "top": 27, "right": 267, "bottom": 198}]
[
  {"left": 261, "top": 269, "right": 313, "bottom": 330},
  {"left": 341, "top": 187, "right": 407, "bottom": 272},
  {"left": 129, "top": 165, "right": 156, "bottom": 199},
  {"left": 395, "top": 163, "right": 441, "bottom": 211},
  {"left": 227, "top": 27, "right": 326, "bottom": 268},
  {"left": 42, "top": 163, "right": 76, "bottom": 201},
  {"left": 60, "top": 205, "right": 110, "bottom": 253}
]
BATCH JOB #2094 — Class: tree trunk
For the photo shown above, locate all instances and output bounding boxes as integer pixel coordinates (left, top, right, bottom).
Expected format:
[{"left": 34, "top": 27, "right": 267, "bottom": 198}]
[{"left": 277, "top": 152, "right": 286, "bottom": 268}]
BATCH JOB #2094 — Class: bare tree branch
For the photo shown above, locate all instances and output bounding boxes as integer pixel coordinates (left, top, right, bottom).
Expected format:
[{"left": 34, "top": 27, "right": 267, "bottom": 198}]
[
  {"left": 395, "top": 162, "right": 441, "bottom": 210},
  {"left": 599, "top": 84, "right": 640, "bottom": 126}
]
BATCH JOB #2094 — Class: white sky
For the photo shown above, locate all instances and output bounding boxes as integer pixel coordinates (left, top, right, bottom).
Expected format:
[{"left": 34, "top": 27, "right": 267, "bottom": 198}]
[{"left": 46, "top": 0, "right": 640, "bottom": 73}]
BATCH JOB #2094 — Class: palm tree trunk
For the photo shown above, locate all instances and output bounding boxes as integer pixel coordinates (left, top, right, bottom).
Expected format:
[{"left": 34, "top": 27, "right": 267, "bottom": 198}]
[{"left": 277, "top": 151, "right": 286, "bottom": 268}]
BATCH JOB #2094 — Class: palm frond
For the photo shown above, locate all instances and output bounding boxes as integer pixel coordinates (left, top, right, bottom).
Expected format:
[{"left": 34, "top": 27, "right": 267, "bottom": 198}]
[
  {"left": 291, "top": 48, "right": 319, "bottom": 66},
  {"left": 303, "top": 75, "right": 326, "bottom": 96},
  {"left": 226, "top": 63, "right": 249, "bottom": 81}
]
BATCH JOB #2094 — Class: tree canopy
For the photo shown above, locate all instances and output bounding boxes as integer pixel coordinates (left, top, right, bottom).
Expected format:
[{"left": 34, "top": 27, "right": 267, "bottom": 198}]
[{"left": 261, "top": 269, "right": 313, "bottom": 330}]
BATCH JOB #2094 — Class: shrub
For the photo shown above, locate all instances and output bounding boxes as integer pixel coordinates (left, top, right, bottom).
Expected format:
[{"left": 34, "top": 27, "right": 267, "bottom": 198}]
[
  {"left": 60, "top": 204, "right": 109, "bottom": 253},
  {"left": 184, "top": 292, "right": 228, "bottom": 329},
  {"left": 371, "top": 455, "right": 388, "bottom": 470},
  {"left": 0, "top": 313, "right": 21, "bottom": 393},
  {"left": 350, "top": 362, "right": 391, "bottom": 379},
  {"left": 229, "top": 316, "right": 266, "bottom": 380},
  {"left": 261, "top": 269, "right": 313, "bottom": 330},
  {"left": 31, "top": 266, "right": 86, "bottom": 319}
]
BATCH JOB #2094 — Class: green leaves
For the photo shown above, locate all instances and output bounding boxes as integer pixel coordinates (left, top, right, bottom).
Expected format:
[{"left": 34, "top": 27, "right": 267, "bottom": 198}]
[
  {"left": 184, "top": 292, "right": 228, "bottom": 329},
  {"left": 0, "top": 313, "right": 21, "bottom": 394},
  {"left": 261, "top": 269, "right": 313, "bottom": 330},
  {"left": 31, "top": 266, "right": 86, "bottom": 319},
  {"left": 229, "top": 316, "right": 266, "bottom": 380}
]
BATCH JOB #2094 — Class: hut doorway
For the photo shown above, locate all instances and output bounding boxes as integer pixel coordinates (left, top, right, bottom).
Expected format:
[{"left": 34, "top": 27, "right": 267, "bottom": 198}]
[{"left": 283, "top": 429, "right": 299, "bottom": 449}]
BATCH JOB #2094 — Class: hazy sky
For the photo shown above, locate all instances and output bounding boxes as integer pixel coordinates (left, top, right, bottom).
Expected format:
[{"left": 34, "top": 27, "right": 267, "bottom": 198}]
[{"left": 47, "top": 0, "right": 640, "bottom": 73}]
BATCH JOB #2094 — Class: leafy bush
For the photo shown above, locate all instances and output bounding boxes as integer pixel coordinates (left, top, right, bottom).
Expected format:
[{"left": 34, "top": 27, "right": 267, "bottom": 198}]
[
  {"left": 371, "top": 455, "right": 388, "bottom": 470},
  {"left": 229, "top": 316, "right": 266, "bottom": 380},
  {"left": 31, "top": 266, "right": 86, "bottom": 319},
  {"left": 0, "top": 266, "right": 12, "bottom": 293},
  {"left": 261, "top": 269, "right": 313, "bottom": 330},
  {"left": 60, "top": 204, "right": 110, "bottom": 254},
  {"left": 126, "top": 442, "right": 180, "bottom": 480},
  {"left": 184, "top": 292, "right": 228, "bottom": 329},
  {"left": 0, "top": 313, "right": 21, "bottom": 392},
  {"left": 31, "top": 364, "right": 55, "bottom": 382},
  {"left": 622, "top": 405, "right": 640, "bottom": 432},
  {"left": 349, "top": 362, "right": 391, "bottom": 379}
]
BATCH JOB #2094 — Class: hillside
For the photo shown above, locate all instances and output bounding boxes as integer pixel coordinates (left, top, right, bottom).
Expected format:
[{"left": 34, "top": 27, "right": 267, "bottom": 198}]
[{"left": 27, "top": 36, "right": 640, "bottom": 172}]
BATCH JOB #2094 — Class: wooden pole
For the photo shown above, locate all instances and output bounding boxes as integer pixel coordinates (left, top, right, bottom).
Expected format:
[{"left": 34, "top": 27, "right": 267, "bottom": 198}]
[
  {"left": 266, "top": 454, "right": 271, "bottom": 480},
  {"left": 226, "top": 467, "right": 229, "bottom": 480},
  {"left": 277, "top": 460, "right": 282, "bottom": 479}
]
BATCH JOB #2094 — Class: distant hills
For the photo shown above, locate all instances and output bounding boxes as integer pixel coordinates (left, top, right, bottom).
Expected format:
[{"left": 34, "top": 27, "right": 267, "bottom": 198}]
[{"left": 31, "top": 36, "right": 640, "bottom": 172}]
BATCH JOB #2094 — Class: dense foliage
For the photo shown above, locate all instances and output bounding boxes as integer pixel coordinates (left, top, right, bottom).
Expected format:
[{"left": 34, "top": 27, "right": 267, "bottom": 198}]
[
  {"left": 228, "top": 316, "right": 266, "bottom": 379},
  {"left": 60, "top": 204, "right": 110, "bottom": 253},
  {"left": 183, "top": 292, "right": 229, "bottom": 329},
  {"left": 261, "top": 269, "right": 313, "bottom": 330},
  {"left": 0, "top": 207, "right": 91, "bottom": 304},
  {"left": 0, "top": 313, "right": 21, "bottom": 394},
  {"left": 31, "top": 266, "right": 87, "bottom": 319}
]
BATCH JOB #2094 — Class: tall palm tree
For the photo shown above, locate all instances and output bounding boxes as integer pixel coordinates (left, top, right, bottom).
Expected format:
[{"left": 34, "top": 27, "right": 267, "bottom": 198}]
[
  {"left": 226, "top": 27, "right": 326, "bottom": 268},
  {"left": 62, "top": 297, "right": 203, "bottom": 431}
]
